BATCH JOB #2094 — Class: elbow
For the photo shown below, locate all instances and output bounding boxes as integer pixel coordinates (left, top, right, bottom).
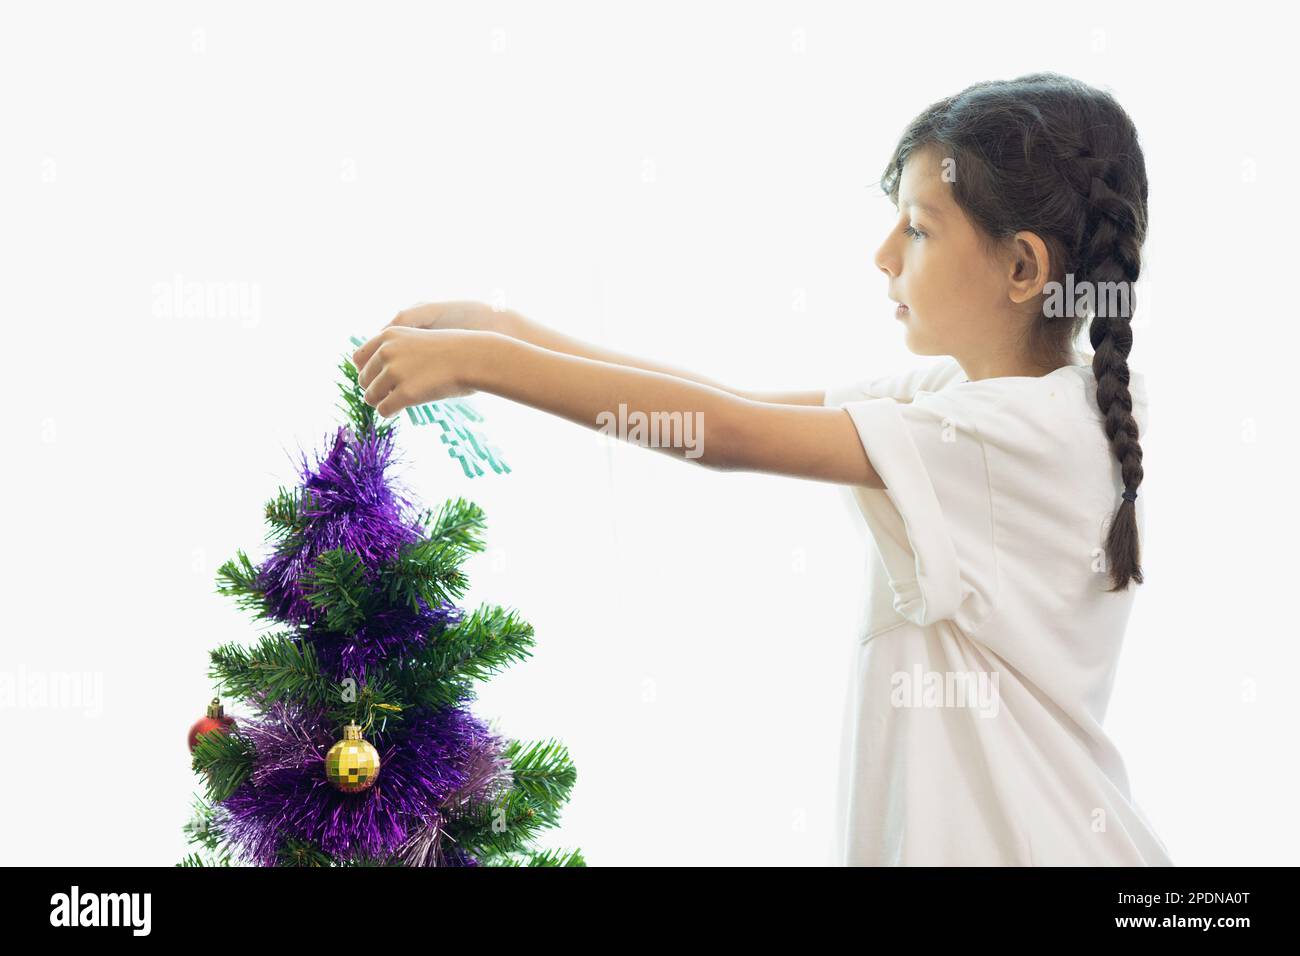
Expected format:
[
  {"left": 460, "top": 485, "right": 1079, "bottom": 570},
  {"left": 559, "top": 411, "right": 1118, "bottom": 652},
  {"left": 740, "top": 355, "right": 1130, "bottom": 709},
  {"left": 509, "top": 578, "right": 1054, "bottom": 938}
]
[
  {"left": 633, "top": 409, "right": 734, "bottom": 472},
  {"left": 698, "top": 400, "right": 750, "bottom": 472},
  {"left": 646, "top": 394, "right": 751, "bottom": 473},
  {"left": 679, "top": 435, "right": 732, "bottom": 472}
]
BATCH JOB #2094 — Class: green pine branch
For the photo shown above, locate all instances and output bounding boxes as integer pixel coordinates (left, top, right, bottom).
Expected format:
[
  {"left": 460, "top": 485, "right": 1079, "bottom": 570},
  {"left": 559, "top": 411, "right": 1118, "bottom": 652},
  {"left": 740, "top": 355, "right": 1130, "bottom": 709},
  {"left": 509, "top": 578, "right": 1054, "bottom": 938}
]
[
  {"left": 325, "top": 679, "right": 410, "bottom": 735},
  {"left": 208, "top": 633, "right": 336, "bottom": 710},
  {"left": 498, "top": 847, "right": 587, "bottom": 867},
  {"left": 277, "top": 839, "right": 336, "bottom": 867},
  {"left": 500, "top": 737, "right": 579, "bottom": 817},
  {"left": 421, "top": 497, "right": 488, "bottom": 554},
  {"left": 443, "top": 737, "right": 578, "bottom": 859},
  {"left": 264, "top": 487, "right": 316, "bottom": 540},
  {"left": 445, "top": 788, "right": 549, "bottom": 858},
  {"left": 216, "top": 549, "right": 270, "bottom": 619},
  {"left": 179, "top": 795, "right": 236, "bottom": 867},
  {"left": 182, "top": 796, "right": 227, "bottom": 851},
  {"left": 209, "top": 632, "right": 413, "bottom": 732},
  {"left": 394, "top": 605, "right": 536, "bottom": 710},
  {"left": 191, "top": 725, "right": 256, "bottom": 803},
  {"left": 177, "top": 852, "right": 235, "bottom": 867},
  {"left": 303, "top": 547, "right": 373, "bottom": 633},
  {"left": 426, "top": 605, "right": 536, "bottom": 681},
  {"left": 304, "top": 541, "right": 475, "bottom": 639},
  {"left": 336, "top": 352, "right": 395, "bottom": 441},
  {"left": 378, "top": 538, "right": 470, "bottom": 615}
]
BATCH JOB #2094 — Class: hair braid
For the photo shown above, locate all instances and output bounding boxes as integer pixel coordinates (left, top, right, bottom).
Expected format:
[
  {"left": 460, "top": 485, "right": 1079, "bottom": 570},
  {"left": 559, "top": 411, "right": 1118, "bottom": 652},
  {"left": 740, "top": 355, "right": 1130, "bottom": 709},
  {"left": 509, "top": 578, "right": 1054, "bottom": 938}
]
[{"left": 1080, "top": 162, "right": 1147, "bottom": 590}]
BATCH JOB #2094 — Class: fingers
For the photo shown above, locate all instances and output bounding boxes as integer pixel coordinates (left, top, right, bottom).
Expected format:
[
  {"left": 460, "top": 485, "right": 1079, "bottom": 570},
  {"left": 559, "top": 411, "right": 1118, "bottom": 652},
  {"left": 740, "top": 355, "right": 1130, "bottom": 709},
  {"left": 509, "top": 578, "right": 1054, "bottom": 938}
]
[
  {"left": 386, "top": 304, "right": 424, "bottom": 328},
  {"left": 387, "top": 302, "right": 441, "bottom": 330},
  {"left": 375, "top": 386, "right": 407, "bottom": 419},
  {"left": 363, "top": 364, "right": 399, "bottom": 411},
  {"left": 352, "top": 329, "right": 391, "bottom": 379},
  {"left": 351, "top": 337, "right": 374, "bottom": 372},
  {"left": 356, "top": 347, "right": 388, "bottom": 391}
]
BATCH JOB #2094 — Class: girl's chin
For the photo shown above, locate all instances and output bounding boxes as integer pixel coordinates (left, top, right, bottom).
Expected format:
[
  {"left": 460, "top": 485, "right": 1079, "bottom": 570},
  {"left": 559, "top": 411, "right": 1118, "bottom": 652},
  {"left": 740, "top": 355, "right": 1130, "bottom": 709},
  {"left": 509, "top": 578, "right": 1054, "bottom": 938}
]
[{"left": 900, "top": 326, "right": 941, "bottom": 356}]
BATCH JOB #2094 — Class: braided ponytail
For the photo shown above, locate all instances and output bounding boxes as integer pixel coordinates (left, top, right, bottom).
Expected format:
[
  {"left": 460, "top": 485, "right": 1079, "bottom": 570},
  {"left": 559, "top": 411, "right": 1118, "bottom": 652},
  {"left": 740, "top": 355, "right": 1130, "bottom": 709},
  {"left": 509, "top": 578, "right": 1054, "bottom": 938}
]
[
  {"left": 1082, "top": 169, "right": 1147, "bottom": 590},
  {"left": 878, "top": 72, "right": 1150, "bottom": 590}
]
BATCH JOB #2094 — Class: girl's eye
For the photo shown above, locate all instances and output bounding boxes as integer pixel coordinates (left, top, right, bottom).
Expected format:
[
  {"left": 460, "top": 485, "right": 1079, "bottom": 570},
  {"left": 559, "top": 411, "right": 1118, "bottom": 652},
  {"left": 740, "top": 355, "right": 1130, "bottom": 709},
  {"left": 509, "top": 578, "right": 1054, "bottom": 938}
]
[{"left": 903, "top": 225, "right": 926, "bottom": 241}]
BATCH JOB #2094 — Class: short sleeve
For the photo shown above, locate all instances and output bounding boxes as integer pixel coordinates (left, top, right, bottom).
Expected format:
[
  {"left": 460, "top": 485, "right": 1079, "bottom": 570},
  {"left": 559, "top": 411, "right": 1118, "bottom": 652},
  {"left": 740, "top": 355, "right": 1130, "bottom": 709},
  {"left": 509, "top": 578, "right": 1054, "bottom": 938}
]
[
  {"left": 835, "top": 391, "right": 998, "bottom": 634},
  {"left": 823, "top": 357, "right": 966, "bottom": 408}
]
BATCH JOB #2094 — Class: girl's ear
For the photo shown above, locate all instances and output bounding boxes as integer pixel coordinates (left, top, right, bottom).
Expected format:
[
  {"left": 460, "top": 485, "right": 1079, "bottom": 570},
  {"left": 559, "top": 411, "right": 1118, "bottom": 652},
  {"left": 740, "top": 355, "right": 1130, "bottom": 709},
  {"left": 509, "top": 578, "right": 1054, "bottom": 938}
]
[{"left": 1004, "top": 230, "right": 1053, "bottom": 305}]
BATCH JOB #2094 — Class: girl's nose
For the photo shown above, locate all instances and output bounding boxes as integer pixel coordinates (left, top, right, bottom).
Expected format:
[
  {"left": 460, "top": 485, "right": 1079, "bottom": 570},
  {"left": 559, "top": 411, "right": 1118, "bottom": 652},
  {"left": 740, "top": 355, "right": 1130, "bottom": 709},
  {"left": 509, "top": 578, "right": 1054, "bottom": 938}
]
[{"left": 875, "top": 241, "right": 898, "bottom": 278}]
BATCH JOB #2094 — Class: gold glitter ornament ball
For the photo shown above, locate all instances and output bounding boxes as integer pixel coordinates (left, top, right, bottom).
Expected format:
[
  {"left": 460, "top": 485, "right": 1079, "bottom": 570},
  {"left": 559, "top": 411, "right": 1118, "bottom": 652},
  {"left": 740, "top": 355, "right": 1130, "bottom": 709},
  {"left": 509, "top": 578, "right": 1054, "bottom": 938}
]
[{"left": 325, "top": 722, "right": 381, "bottom": 793}]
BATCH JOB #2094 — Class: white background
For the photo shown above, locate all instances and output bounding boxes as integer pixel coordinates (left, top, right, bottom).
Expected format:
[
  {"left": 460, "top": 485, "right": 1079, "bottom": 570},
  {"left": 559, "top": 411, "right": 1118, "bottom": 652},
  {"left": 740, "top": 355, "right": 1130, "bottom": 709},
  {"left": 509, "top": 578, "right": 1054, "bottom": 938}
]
[{"left": 2, "top": 1, "right": 1296, "bottom": 866}]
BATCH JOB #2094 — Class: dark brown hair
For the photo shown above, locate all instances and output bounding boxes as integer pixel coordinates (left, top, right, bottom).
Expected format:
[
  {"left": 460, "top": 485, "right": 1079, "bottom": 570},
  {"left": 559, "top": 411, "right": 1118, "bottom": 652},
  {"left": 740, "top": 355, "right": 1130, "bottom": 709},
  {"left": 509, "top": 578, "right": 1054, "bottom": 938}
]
[{"left": 877, "top": 72, "right": 1148, "bottom": 591}]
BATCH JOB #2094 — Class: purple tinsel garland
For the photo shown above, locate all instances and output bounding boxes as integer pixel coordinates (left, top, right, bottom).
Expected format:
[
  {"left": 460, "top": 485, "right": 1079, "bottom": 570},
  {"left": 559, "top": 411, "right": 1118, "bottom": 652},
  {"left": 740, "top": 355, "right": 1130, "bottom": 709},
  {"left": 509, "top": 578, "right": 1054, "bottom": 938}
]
[
  {"left": 305, "top": 602, "right": 465, "bottom": 679},
  {"left": 257, "top": 424, "right": 463, "bottom": 677},
  {"left": 220, "top": 697, "right": 512, "bottom": 865}
]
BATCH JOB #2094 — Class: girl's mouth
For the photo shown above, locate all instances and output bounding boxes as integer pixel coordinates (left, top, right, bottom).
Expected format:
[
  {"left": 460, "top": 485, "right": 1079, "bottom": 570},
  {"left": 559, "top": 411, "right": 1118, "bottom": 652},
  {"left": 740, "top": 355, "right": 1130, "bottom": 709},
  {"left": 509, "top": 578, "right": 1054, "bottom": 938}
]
[{"left": 895, "top": 303, "right": 910, "bottom": 317}]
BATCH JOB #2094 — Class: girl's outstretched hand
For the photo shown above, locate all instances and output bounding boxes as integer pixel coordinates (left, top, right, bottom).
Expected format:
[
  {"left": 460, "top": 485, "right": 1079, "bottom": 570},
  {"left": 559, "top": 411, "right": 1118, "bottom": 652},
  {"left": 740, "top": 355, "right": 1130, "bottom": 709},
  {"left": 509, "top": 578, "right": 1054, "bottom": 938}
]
[
  {"left": 350, "top": 326, "right": 482, "bottom": 418},
  {"left": 386, "top": 300, "right": 518, "bottom": 336}
]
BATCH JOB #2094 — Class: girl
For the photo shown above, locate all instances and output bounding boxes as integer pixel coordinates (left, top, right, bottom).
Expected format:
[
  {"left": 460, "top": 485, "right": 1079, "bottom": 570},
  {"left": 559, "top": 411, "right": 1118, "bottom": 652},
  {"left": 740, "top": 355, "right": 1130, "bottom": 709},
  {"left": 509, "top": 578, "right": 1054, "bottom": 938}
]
[{"left": 351, "top": 72, "right": 1173, "bottom": 866}]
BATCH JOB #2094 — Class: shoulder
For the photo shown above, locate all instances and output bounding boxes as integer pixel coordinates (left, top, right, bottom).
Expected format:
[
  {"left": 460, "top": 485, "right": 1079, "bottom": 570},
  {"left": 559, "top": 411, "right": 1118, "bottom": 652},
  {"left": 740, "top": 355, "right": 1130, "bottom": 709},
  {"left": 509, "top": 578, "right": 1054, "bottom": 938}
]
[
  {"left": 824, "top": 356, "right": 967, "bottom": 407},
  {"left": 916, "top": 358, "right": 1150, "bottom": 442}
]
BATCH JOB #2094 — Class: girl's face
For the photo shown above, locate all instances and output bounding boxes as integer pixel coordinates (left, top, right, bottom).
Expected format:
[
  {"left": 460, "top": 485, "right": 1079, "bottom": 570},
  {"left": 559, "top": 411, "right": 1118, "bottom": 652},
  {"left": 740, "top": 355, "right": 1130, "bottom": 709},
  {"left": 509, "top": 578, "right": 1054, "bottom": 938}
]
[{"left": 873, "top": 146, "right": 1043, "bottom": 377}]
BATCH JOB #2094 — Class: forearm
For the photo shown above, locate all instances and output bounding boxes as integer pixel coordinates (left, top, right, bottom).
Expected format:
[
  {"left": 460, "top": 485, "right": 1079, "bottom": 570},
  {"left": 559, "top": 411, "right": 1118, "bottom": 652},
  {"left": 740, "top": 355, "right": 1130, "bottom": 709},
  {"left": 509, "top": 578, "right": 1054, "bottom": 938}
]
[
  {"left": 503, "top": 311, "right": 740, "bottom": 393},
  {"left": 505, "top": 311, "right": 821, "bottom": 406},
  {"left": 466, "top": 331, "right": 741, "bottom": 469}
]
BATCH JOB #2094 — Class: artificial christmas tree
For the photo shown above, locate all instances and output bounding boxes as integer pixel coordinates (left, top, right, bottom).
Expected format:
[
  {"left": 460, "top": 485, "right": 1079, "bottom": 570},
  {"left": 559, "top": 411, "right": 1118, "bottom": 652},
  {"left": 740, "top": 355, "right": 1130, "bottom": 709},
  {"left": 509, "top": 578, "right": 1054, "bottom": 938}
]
[{"left": 181, "top": 348, "right": 582, "bottom": 867}]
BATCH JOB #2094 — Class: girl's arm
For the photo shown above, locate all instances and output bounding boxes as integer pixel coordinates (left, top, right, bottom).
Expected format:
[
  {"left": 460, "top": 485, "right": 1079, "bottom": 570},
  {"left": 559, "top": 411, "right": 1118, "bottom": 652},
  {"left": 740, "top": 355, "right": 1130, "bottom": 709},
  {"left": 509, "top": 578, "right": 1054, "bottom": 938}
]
[
  {"left": 502, "top": 312, "right": 827, "bottom": 407},
  {"left": 389, "top": 302, "right": 826, "bottom": 407},
  {"left": 463, "top": 331, "right": 882, "bottom": 487}
]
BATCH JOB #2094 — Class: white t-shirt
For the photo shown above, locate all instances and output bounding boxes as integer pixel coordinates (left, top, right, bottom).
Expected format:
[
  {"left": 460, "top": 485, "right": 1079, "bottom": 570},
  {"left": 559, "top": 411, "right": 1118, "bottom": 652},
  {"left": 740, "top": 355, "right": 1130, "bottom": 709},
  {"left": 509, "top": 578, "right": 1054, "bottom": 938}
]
[{"left": 824, "top": 354, "right": 1173, "bottom": 866}]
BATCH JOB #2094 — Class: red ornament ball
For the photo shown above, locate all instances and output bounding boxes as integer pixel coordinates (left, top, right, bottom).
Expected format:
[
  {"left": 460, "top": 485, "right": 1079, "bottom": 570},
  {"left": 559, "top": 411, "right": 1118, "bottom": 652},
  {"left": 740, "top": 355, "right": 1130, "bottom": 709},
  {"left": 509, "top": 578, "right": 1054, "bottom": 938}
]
[{"left": 188, "top": 698, "right": 237, "bottom": 752}]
